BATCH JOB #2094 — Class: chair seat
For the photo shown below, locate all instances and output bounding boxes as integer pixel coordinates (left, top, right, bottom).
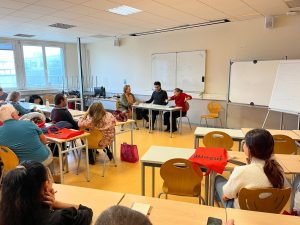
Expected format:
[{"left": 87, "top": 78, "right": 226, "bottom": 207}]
[{"left": 201, "top": 114, "right": 219, "bottom": 119}]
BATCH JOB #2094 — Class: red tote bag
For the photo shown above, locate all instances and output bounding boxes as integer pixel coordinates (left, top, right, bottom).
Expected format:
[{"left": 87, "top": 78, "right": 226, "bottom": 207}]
[
  {"left": 46, "top": 126, "right": 84, "bottom": 139},
  {"left": 120, "top": 143, "right": 139, "bottom": 163},
  {"left": 189, "top": 147, "right": 228, "bottom": 175}
]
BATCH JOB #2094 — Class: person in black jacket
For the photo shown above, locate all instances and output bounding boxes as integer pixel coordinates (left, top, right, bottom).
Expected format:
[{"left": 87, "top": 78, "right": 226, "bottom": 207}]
[
  {"left": 51, "top": 93, "right": 78, "bottom": 129},
  {"left": 0, "top": 161, "right": 93, "bottom": 225},
  {"left": 142, "top": 81, "right": 168, "bottom": 128}
]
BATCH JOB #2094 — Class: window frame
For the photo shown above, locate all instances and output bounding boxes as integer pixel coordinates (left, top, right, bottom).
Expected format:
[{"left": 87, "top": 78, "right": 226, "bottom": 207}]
[
  {"left": 0, "top": 44, "right": 18, "bottom": 89},
  {"left": 0, "top": 39, "right": 66, "bottom": 91}
]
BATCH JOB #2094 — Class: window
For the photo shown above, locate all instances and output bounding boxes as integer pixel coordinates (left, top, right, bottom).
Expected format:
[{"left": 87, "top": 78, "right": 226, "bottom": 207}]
[
  {"left": 23, "top": 45, "right": 65, "bottom": 89},
  {"left": 45, "top": 47, "right": 64, "bottom": 88},
  {"left": 23, "top": 45, "right": 46, "bottom": 88},
  {"left": 0, "top": 43, "right": 17, "bottom": 88}
]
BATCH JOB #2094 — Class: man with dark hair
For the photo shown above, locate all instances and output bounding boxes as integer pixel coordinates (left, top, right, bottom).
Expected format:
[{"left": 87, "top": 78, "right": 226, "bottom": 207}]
[
  {"left": 0, "top": 87, "right": 8, "bottom": 102},
  {"left": 50, "top": 94, "right": 78, "bottom": 129},
  {"left": 142, "top": 81, "right": 168, "bottom": 128}
]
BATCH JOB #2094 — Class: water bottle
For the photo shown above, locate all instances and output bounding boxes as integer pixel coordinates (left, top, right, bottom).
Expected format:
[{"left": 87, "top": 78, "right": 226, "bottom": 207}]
[{"left": 46, "top": 99, "right": 50, "bottom": 108}]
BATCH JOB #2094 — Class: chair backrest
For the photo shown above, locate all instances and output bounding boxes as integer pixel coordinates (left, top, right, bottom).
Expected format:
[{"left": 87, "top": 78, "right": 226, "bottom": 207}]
[
  {"left": 85, "top": 128, "right": 103, "bottom": 149},
  {"left": 116, "top": 100, "right": 120, "bottom": 110},
  {"left": 43, "top": 94, "right": 55, "bottom": 104},
  {"left": 0, "top": 145, "right": 19, "bottom": 173},
  {"left": 207, "top": 101, "right": 222, "bottom": 115},
  {"left": 203, "top": 131, "right": 233, "bottom": 150},
  {"left": 273, "top": 134, "right": 297, "bottom": 154},
  {"left": 160, "top": 158, "right": 203, "bottom": 196},
  {"left": 238, "top": 187, "right": 291, "bottom": 213}
]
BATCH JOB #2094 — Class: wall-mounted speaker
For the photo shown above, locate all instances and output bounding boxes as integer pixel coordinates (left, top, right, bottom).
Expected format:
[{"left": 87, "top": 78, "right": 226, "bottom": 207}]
[
  {"left": 114, "top": 37, "right": 121, "bottom": 46},
  {"left": 265, "top": 16, "right": 274, "bottom": 29}
]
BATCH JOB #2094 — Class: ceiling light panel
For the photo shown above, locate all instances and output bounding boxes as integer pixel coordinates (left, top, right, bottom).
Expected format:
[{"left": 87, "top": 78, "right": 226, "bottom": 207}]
[{"left": 107, "top": 5, "right": 142, "bottom": 15}]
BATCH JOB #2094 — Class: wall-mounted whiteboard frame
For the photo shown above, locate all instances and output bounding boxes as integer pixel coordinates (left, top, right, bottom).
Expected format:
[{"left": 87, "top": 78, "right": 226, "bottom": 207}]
[
  {"left": 151, "top": 50, "right": 206, "bottom": 93},
  {"left": 228, "top": 59, "right": 280, "bottom": 107}
]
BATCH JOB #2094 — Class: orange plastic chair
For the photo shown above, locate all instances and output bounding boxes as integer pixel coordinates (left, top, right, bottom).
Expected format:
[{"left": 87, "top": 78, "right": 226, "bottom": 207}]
[
  {"left": 238, "top": 187, "right": 291, "bottom": 213},
  {"left": 203, "top": 131, "right": 233, "bottom": 151},
  {"left": 0, "top": 145, "right": 19, "bottom": 183},
  {"left": 158, "top": 158, "right": 205, "bottom": 204},
  {"left": 273, "top": 135, "right": 297, "bottom": 154},
  {"left": 200, "top": 101, "right": 222, "bottom": 127}
]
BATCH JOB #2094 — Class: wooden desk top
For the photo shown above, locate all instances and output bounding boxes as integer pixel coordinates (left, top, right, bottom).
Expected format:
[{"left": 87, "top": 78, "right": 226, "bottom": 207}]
[
  {"left": 242, "top": 128, "right": 300, "bottom": 140},
  {"left": 54, "top": 184, "right": 124, "bottom": 224},
  {"left": 194, "top": 127, "right": 245, "bottom": 139},
  {"left": 116, "top": 119, "right": 136, "bottom": 126},
  {"left": 119, "top": 194, "right": 226, "bottom": 225},
  {"left": 226, "top": 208, "right": 300, "bottom": 225},
  {"left": 293, "top": 130, "right": 300, "bottom": 138}
]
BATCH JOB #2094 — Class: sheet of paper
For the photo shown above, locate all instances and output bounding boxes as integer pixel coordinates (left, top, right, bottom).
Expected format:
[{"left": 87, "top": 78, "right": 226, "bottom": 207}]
[{"left": 131, "top": 202, "right": 151, "bottom": 215}]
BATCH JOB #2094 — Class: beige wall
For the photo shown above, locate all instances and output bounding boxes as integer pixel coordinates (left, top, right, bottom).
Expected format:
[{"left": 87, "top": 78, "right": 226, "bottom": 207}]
[{"left": 86, "top": 15, "right": 300, "bottom": 129}]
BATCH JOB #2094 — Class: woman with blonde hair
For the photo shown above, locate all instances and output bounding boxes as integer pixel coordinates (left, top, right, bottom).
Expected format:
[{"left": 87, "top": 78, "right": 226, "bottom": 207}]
[
  {"left": 119, "top": 84, "right": 139, "bottom": 129},
  {"left": 78, "top": 102, "right": 116, "bottom": 163}
]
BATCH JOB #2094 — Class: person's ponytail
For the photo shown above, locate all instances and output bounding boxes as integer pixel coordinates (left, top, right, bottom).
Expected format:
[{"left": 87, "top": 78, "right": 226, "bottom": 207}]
[{"left": 264, "top": 159, "right": 284, "bottom": 188}]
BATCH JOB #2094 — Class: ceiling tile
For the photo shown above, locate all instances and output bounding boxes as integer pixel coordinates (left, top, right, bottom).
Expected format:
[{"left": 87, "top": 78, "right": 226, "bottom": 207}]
[
  {"left": 21, "top": 5, "right": 58, "bottom": 14},
  {"left": 10, "top": 10, "right": 44, "bottom": 19},
  {"left": 50, "top": 10, "right": 83, "bottom": 19},
  {"left": 65, "top": 5, "right": 101, "bottom": 15},
  {"left": 242, "top": 0, "right": 288, "bottom": 16},
  {"left": 0, "top": 7, "right": 16, "bottom": 17},
  {"left": 82, "top": 0, "right": 120, "bottom": 10},
  {"left": 35, "top": 0, "right": 75, "bottom": 10},
  {"left": 13, "top": 0, "right": 39, "bottom": 3},
  {"left": 0, "top": 0, "right": 28, "bottom": 9}
]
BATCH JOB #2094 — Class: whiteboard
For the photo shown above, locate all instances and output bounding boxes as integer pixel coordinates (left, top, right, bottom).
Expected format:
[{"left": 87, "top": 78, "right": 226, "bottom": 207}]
[
  {"left": 229, "top": 60, "right": 279, "bottom": 106},
  {"left": 177, "top": 51, "right": 205, "bottom": 92},
  {"left": 151, "top": 53, "right": 176, "bottom": 91},
  {"left": 151, "top": 50, "right": 206, "bottom": 92},
  {"left": 269, "top": 60, "right": 300, "bottom": 114}
]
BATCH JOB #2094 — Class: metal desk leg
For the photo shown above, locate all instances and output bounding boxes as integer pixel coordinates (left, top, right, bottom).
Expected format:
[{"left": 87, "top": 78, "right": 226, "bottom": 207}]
[
  {"left": 149, "top": 109, "right": 152, "bottom": 133},
  {"left": 58, "top": 143, "right": 64, "bottom": 183},
  {"left": 194, "top": 136, "right": 199, "bottom": 148},
  {"left": 205, "top": 175, "right": 209, "bottom": 205},
  {"left": 209, "top": 172, "right": 217, "bottom": 206},
  {"left": 84, "top": 137, "right": 90, "bottom": 182},
  {"left": 238, "top": 140, "right": 241, "bottom": 152},
  {"left": 152, "top": 167, "right": 155, "bottom": 197},
  {"left": 131, "top": 122, "right": 134, "bottom": 145},
  {"left": 180, "top": 109, "right": 182, "bottom": 134},
  {"left": 170, "top": 111, "right": 173, "bottom": 138},
  {"left": 141, "top": 163, "right": 145, "bottom": 195}
]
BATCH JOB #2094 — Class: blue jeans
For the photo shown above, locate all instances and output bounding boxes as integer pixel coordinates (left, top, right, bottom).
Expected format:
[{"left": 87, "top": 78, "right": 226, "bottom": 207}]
[
  {"left": 291, "top": 175, "right": 300, "bottom": 213},
  {"left": 214, "top": 175, "right": 234, "bottom": 208}
]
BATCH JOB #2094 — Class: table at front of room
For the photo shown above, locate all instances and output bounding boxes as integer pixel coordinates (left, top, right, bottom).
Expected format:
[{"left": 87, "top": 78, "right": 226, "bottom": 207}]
[
  {"left": 194, "top": 127, "right": 245, "bottom": 150},
  {"left": 141, "top": 146, "right": 300, "bottom": 206},
  {"left": 46, "top": 132, "right": 90, "bottom": 183},
  {"left": 132, "top": 103, "right": 182, "bottom": 138},
  {"left": 53, "top": 184, "right": 125, "bottom": 225}
]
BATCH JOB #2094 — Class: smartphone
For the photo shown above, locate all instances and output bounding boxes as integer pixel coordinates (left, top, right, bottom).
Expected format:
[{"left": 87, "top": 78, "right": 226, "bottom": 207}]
[{"left": 207, "top": 217, "right": 222, "bottom": 225}]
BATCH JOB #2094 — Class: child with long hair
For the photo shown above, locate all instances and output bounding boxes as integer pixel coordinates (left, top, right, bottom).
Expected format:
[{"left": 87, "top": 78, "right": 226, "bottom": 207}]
[
  {"left": 0, "top": 161, "right": 93, "bottom": 225},
  {"left": 78, "top": 102, "right": 116, "bottom": 163},
  {"left": 214, "top": 128, "right": 289, "bottom": 208}
]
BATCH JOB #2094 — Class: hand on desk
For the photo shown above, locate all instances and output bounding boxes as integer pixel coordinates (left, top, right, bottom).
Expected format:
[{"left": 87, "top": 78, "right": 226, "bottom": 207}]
[{"left": 225, "top": 219, "right": 234, "bottom": 225}]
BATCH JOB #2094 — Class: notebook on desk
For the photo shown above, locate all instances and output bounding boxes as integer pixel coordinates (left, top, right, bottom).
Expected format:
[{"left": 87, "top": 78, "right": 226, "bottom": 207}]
[{"left": 131, "top": 202, "right": 152, "bottom": 215}]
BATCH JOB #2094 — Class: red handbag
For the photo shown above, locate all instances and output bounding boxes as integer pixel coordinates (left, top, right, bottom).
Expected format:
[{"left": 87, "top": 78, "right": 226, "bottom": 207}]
[
  {"left": 46, "top": 126, "right": 84, "bottom": 139},
  {"left": 120, "top": 143, "right": 139, "bottom": 163},
  {"left": 189, "top": 147, "right": 228, "bottom": 175}
]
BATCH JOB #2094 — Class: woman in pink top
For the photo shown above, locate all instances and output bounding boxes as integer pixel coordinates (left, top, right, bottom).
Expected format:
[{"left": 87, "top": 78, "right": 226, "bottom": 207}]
[{"left": 78, "top": 102, "right": 116, "bottom": 163}]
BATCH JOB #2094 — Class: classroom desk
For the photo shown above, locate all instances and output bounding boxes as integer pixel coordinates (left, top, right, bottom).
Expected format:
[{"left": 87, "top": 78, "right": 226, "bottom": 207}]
[
  {"left": 242, "top": 128, "right": 300, "bottom": 140},
  {"left": 119, "top": 194, "right": 226, "bottom": 225},
  {"left": 226, "top": 208, "right": 300, "bottom": 225},
  {"left": 141, "top": 146, "right": 300, "bottom": 207},
  {"left": 194, "top": 127, "right": 245, "bottom": 150},
  {"left": 67, "top": 97, "right": 82, "bottom": 110},
  {"left": 132, "top": 103, "right": 182, "bottom": 138},
  {"left": 53, "top": 184, "right": 125, "bottom": 225},
  {"left": 20, "top": 102, "right": 85, "bottom": 117},
  {"left": 46, "top": 132, "right": 90, "bottom": 183}
]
